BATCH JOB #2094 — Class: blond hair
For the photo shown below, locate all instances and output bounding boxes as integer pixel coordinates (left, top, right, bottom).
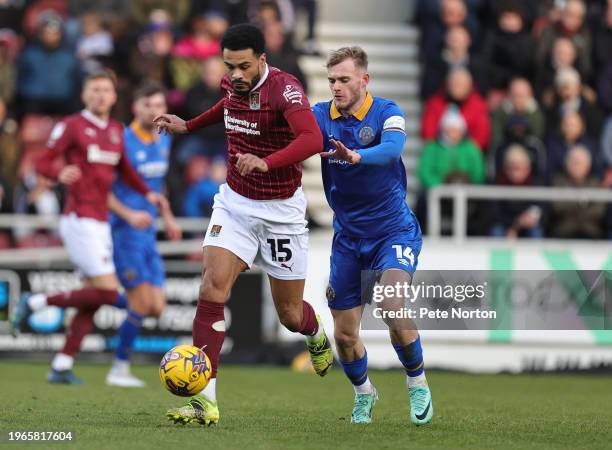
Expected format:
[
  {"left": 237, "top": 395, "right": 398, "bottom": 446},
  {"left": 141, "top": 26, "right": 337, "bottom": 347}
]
[{"left": 326, "top": 46, "right": 368, "bottom": 70}]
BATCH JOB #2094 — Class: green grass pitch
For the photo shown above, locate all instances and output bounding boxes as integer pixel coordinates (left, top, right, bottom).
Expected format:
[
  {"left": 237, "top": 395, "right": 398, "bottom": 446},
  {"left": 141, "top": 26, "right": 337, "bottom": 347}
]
[{"left": 1, "top": 362, "right": 611, "bottom": 450}]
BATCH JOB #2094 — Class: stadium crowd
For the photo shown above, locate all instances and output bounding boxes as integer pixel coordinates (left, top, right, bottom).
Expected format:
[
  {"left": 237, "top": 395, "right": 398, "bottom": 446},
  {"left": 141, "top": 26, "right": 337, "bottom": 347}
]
[
  {"left": 0, "top": 0, "right": 610, "bottom": 248},
  {"left": 0, "top": 0, "right": 315, "bottom": 248},
  {"left": 415, "top": 0, "right": 612, "bottom": 239}
]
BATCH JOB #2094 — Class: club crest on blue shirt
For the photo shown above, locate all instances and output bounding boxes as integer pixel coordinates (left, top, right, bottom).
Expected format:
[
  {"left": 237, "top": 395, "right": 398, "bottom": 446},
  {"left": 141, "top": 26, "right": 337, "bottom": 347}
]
[
  {"left": 250, "top": 91, "right": 260, "bottom": 110},
  {"left": 358, "top": 125, "right": 375, "bottom": 145}
]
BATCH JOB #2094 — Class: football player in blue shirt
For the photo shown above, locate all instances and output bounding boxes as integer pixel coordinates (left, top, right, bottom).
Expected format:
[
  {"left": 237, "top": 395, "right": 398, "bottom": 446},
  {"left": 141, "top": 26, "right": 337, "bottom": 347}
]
[
  {"left": 312, "top": 47, "right": 432, "bottom": 425},
  {"left": 106, "top": 82, "right": 181, "bottom": 387}
]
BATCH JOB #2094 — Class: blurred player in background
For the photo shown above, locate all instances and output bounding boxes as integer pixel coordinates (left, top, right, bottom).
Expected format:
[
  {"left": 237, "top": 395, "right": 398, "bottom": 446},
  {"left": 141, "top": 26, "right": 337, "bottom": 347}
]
[
  {"left": 10, "top": 71, "right": 168, "bottom": 384},
  {"left": 106, "top": 82, "right": 182, "bottom": 388},
  {"left": 312, "top": 47, "right": 433, "bottom": 425},
  {"left": 154, "top": 24, "right": 332, "bottom": 425}
]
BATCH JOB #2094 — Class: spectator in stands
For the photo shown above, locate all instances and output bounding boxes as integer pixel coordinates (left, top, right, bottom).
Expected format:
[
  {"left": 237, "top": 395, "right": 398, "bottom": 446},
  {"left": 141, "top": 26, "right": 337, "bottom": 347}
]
[
  {"left": 600, "top": 116, "right": 612, "bottom": 187},
  {"left": 17, "top": 10, "right": 81, "bottom": 116},
  {"left": 189, "top": 1, "right": 249, "bottom": 25},
  {"left": 183, "top": 156, "right": 226, "bottom": 218},
  {"left": 544, "top": 67, "right": 603, "bottom": 139},
  {"left": 535, "top": 0, "right": 592, "bottom": 82},
  {"left": 420, "top": 25, "right": 486, "bottom": 100},
  {"left": 0, "top": 0, "right": 27, "bottom": 34},
  {"left": 489, "top": 144, "right": 545, "bottom": 238},
  {"left": 179, "top": 56, "right": 227, "bottom": 162},
  {"left": 478, "top": 0, "right": 540, "bottom": 32},
  {"left": 483, "top": 1, "right": 534, "bottom": 93},
  {"left": 418, "top": 107, "right": 486, "bottom": 190},
  {"left": 591, "top": 0, "right": 612, "bottom": 76},
  {"left": 251, "top": 0, "right": 296, "bottom": 36},
  {"left": 263, "top": 21, "right": 308, "bottom": 91},
  {"left": 75, "top": 11, "right": 114, "bottom": 74},
  {"left": 0, "top": 98, "right": 19, "bottom": 191},
  {"left": 0, "top": 175, "right": 9, "bottom": 215},
  {"left": 291, "top": 0, "right": 320, "bottom": 55},
  {"left": 0, "top": 29, "right": 17, "bottom": 106},
  {"left": 170, "top": 11, "right": 226, "bottom": 91},
  {"left": 597, "top": 61, "right": 612, "bottom": 115},
  {"left": 130, "top": 1, "right": 191, "bottom": 27},
  {"left": 422, "top": 67, "right": 491, "bottom": 151},
  {"left": 594, "top": 2, "right": 612, "bottom": 114},
  {"left": 129, "top": 14, "right": 175, "bottom": 88},
  {"left": 550, "top": 145, "right": 605, "bottom": 239},
  {"left": 491, "top": 114, "right": 548, "bottom": 180},
  {"left": 418, "top": 0, "right": 481, "bottom": 62},
  {"left": 536, "top": 37, "right": 587, "bottom": 100},
  {"left": 173, "top": 11, "right": 226, "bottom": 60},
  {"left": 490, "top": 78, "right": 545, "bottom": 152},
  {"left": 546, "top": 110, "right": 601, "bottom": 179},
  {"left": 69, "top": 0, "right": 130, "bottom": 19},
  {"left": 417, "top": 106, "right": 485, "bottom": 235}
]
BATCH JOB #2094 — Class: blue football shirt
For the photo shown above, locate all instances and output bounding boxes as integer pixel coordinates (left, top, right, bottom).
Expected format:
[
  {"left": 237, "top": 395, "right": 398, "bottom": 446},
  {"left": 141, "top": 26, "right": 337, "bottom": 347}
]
[
  {"left": 109, "top": 122, "right": 171, "bottom": 237},
  {"left": 312, "top": 93, "right": 419, "bottom": 238}
]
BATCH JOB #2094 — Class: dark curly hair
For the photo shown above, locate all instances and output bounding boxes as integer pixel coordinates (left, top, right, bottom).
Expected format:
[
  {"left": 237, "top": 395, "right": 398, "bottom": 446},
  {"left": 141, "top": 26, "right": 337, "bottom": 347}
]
[{"left": 220, "top": 23, "right": 265, "bottom": 56}]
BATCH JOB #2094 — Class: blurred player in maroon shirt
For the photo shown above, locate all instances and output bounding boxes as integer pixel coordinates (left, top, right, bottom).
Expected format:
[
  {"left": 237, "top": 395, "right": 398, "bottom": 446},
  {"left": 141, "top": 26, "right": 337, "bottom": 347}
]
[
  {"left": 10, "top": 71, "right": 168, "bottom": 384},
  {"left": 154, "top": 24, "right": 332, "bottom": 425}
]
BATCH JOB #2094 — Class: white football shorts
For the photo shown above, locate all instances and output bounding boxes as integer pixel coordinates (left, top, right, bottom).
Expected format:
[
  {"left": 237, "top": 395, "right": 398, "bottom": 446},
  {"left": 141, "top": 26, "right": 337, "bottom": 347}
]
[
  {"left": 203, "top": 183, "right": 309, "bottom": 280},
  {"left": 59, "top": 213, "right": 115, "bottom": 278}
]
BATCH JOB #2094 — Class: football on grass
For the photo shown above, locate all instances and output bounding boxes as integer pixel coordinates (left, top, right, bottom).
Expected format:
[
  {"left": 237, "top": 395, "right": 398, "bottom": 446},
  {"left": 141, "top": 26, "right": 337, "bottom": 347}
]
[{"left": 159, "top": 345, "right": 212, "bottom": 397}]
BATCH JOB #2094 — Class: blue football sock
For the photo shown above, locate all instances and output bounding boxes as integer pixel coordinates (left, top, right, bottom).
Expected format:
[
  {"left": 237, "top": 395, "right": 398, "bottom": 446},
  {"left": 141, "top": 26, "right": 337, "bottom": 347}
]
[
  {"left": 114, "top": 309, "right": 144, "bottom": 361},
  {"left": 340, "top": 351, "right": 369, "bottom": 386},
  {"left": 114, "top": 292, "right": 128, "bottom": 309},
  {"left": 393, "top": 335, "right": 425, "bottom": 377}
]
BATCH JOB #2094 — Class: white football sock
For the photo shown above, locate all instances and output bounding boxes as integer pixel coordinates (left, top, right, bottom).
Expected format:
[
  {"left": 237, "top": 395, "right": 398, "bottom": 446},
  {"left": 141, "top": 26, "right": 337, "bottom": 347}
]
[
  {"left": 407, "top": 372, "right": 428, "bottom": 388},
  {"left": 312, "top": 323, "right": 324, "bottom": 340},
  {"left": 51, "top": 353, "right": 74, "bottom": 371},
  {"left": 200, "top": 378, "right": 216, "bottom": 402},
  {"left": 307, "top": 320, "right": 324, "bottom": 341},
  {"left": 111, "top": 359, "right": 130, "bottom": 373},
  {"left": 28, "top": 293, "right": 48, "bottom": 311},
  {"left": 354, "top": 377, "right": 373, "bottom": 394}
]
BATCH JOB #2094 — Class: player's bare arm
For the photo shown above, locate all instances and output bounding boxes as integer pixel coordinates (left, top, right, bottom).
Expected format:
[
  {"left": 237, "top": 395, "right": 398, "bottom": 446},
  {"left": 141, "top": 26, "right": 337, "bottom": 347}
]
[
  {"left": 107, "top": 193, "right": 153, "bottom": 230},
  {"left": 145, "top": 191, "right": 170, "bottom": 213},
  {"left": 154, "top": 98, "right": 225, "bottom": 136},
  {"left": 160, "top": 204, "right": 182, "bottom": 241}
]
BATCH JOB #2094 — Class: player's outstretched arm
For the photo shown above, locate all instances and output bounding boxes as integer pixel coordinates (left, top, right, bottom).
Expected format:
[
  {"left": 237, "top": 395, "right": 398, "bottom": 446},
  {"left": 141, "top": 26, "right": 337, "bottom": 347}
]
[
  {"left": 155, "top": 98, "right": 225, "bottom": 135},
  {"left": 357, "top": 130, "right": 405, "bottom": 165},
  {"left": 153, "top": 114, "right": 188, "bottom": 135},
  {"left": 326, "top": 131, "right": 406, "bottom": 167},
  {"left": 108, "top": 193, "right": 153, "bottom": 229}
]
